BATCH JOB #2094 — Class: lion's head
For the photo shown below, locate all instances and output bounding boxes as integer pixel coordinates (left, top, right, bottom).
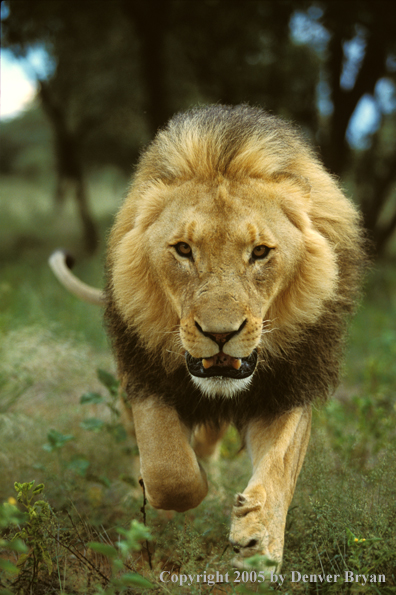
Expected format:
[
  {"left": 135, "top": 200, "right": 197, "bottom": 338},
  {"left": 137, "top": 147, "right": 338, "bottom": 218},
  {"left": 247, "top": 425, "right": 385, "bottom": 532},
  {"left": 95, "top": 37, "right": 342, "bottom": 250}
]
[{"left": 107, "top": 105, "right": 363, "bottom": 402}]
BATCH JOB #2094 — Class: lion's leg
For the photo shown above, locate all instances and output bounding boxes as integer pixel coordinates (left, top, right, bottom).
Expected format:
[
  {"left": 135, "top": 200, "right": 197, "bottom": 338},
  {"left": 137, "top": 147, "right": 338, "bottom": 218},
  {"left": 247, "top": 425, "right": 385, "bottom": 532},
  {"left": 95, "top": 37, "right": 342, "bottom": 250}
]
[
  {"left": 131, "top": 397, "right": 208, "bottom": 512},
  {"left": 229, "top": 406, "right": 311, "bottom": 570},
  {"left": 192, "top": 422, "right": 229, "bottom": 460}
]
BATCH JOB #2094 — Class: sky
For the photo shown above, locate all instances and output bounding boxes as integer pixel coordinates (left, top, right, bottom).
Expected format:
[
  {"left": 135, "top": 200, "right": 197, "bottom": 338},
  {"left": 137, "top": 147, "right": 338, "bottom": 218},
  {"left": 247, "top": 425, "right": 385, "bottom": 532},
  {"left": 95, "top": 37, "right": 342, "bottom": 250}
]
[
  {"left": 0, "top": 43, "right": 54, "bottom": 120},
  {"left": 1, "top": 49, "right": 37, "bottom": 119},
  {"left": 0, "top": 1, "right": 36, "bottom": 119}
]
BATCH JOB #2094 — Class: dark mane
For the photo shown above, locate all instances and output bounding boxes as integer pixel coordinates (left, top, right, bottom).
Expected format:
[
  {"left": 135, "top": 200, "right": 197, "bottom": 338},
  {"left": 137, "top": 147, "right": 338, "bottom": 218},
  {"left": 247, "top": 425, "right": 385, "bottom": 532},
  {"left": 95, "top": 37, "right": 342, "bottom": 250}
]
[{"left": 105, "top": 276, "right": 361, "bottom": 430}]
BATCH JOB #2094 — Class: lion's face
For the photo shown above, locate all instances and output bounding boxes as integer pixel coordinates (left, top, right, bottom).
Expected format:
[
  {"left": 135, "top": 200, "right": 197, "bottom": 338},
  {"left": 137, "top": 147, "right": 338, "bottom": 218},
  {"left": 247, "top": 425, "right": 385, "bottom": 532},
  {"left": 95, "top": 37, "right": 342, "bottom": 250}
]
[{"left": 112, "top": 175, "right": 338, "bottom": 398}]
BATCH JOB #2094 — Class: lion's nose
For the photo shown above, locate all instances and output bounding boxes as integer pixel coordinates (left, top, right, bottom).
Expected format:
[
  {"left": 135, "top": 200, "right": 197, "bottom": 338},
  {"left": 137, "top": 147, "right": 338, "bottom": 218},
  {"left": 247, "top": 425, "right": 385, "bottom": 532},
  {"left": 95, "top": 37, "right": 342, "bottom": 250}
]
[
  {"left": 195, "top": 320, "right": 247, "bottom": 348},
  {"left": 207, "top": 332, "right": 234, "bottom": 345}
]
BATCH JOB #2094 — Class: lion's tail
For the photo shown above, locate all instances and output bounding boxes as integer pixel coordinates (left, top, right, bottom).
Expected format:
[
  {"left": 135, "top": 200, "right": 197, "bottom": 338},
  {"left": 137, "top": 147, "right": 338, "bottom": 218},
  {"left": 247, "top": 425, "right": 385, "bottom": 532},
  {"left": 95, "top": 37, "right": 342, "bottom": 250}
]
[{"left": 48, "top": 250, "right": 105, "bottom": 306}]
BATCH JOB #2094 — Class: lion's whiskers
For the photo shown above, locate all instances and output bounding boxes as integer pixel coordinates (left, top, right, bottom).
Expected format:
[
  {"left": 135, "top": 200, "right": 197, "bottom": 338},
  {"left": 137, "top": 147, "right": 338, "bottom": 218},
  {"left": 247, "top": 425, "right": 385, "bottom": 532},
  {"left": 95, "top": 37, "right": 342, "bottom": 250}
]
[
  {"left": 165, "top": 349, "right": 185, "bottom": 360},
  {"left": 261, "top": 318, "right": 279, "bottom": 337},
  {"left": 261, "top": 327, "right": 279, "bottom": 335}
]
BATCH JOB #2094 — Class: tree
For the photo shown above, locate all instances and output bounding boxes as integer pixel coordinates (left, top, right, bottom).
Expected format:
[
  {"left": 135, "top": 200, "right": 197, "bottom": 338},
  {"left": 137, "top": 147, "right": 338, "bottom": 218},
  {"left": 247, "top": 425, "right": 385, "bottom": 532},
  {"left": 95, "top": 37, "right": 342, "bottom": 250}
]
[
  {"left": 4, "top": 0, "right": 396, "bottom": 253},
  {"left": 317, "top": 0, "right": 396, "bottom": 252},
  {"left": 3, "top": 1, "right": 148, "bottom": 253}
]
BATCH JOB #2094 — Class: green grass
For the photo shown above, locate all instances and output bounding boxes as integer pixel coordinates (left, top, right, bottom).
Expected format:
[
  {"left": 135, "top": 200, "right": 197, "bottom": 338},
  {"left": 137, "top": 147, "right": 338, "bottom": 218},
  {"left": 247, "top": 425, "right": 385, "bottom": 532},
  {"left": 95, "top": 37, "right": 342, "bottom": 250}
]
[{"left": 1, "top": 175, "right": 395, "bottom": 594}]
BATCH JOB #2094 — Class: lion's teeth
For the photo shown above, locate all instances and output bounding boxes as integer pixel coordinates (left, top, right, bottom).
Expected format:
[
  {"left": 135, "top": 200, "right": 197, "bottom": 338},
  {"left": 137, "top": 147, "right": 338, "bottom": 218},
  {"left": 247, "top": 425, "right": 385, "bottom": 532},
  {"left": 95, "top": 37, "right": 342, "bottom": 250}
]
[
  {"left": 232, "top": 358, "right": 242, "bottom": 370},
  {"left": 202, "top": 358, "right": 214, "bottom": 369}
]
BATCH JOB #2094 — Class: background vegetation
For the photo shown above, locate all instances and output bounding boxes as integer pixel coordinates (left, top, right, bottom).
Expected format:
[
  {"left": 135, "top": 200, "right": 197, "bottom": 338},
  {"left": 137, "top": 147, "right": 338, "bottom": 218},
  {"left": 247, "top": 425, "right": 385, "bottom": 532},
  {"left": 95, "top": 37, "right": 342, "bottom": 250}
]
[{"left": 0, "top": 1, "right": 395, "bottom": 593}]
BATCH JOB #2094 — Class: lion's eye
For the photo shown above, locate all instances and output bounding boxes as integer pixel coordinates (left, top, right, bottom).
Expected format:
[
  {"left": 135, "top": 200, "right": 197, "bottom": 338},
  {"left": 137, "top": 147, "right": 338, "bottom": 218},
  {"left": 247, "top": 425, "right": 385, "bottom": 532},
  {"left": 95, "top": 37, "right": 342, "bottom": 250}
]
[
  {"left": 252, "top": 245, "right": 271, "bottom": 260},
  {"left": 175, "top": 242, "right": 192, "bottom": 258}
]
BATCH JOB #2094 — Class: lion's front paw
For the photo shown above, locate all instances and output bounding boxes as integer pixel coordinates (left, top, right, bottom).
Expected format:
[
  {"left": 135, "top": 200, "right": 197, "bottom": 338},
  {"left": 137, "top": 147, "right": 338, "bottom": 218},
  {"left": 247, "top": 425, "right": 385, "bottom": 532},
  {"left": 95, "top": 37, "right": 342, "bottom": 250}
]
[{"left": 229, "top": 489, "right": 283, "bottom": 572}]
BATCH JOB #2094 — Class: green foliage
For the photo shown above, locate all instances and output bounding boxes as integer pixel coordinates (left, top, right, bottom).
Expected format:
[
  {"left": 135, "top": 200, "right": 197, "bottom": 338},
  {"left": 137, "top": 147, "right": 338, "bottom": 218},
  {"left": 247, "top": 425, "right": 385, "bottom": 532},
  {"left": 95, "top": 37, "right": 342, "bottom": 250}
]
[
  {"left": 0, "top": 482, "right": 57, "bottom": 592},
  {"left": 1, "top": 483, "right": 154, "bottom": 594},
  {"left": 96, "top": 369, "right": 119, "bottom": 397},
  {"left": 0, "top": 500, "right": 26, "bottom": 531},
  {"left": 12, "top": 481, "right": 56, "bottom": 577},
  {"left": 0, "top": 499, "right": 28, "bottom": 579},
  {"left": 345, "top": 528, "right": 385, "bottom": 577},
  {"left": 43, "top": 429, "right": 75, "bottom": 453},
  {"left": 317, "top": 393, "right": 395, "bottom": 469},
  {"left": 89, "top": 520, "right": 154, "bottom": 594},
  {"left": 80, "top": 369, "right": 127, "bottom": 444},
  {"left": 0, "top": 105, "right": 54, "bottom": 179},
  {"left": 34, "top": 370, "right": 127, "bottom": 485}
]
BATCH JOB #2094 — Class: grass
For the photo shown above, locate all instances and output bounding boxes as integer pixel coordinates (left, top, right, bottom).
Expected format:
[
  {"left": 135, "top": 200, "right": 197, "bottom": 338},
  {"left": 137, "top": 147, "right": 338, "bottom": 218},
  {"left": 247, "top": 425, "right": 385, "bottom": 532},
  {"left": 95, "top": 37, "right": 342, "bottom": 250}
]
[{"left": 0, "top": 175, "right": 395, "bottom": 594}]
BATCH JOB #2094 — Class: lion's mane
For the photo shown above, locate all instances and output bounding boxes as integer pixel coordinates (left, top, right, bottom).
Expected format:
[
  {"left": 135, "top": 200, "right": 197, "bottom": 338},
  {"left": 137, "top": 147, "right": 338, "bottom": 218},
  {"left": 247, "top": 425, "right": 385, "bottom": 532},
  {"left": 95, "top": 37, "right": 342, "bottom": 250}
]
[{"left": 105, "top": 105, "right": 366, "bottom": 428}]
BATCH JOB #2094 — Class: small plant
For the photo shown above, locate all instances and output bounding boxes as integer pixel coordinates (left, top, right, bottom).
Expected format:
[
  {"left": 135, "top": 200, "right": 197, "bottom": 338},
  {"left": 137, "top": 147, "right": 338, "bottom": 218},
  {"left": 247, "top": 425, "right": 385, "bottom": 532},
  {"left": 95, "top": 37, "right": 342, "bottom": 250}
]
[
  {"left": 345, "top": 528, "right": 386, "bottom": 579},
  {"left": 0, "top": 497, "right": 27, "bottom": 585},
  {"left": 89, "top": 520, "right": 154, "bottom": 594},
  {"left": 39, "top": 369, "right": 129, "bottom": 487},
  {"left": 0, "top": 481, "right": 156, "bottom": 594},
  {"left": 12, "top": 482, "right": 57, "bottom": 577},
  {"left": 0, "top": 481, "right": 58, "bottom": 593},
  {"left": 80, "top": 369, "right": 127, "bottom": 444},
  {"left": 43, "top": 429, "right": 75, "bottom": 453}
]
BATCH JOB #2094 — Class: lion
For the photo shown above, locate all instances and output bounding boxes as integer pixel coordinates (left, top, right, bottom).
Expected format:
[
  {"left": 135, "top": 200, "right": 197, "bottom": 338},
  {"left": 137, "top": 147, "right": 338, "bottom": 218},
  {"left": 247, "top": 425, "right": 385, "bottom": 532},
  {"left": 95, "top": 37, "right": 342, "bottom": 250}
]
[{"left": 50, "top": 104, "right": 365, "bottom": 569}]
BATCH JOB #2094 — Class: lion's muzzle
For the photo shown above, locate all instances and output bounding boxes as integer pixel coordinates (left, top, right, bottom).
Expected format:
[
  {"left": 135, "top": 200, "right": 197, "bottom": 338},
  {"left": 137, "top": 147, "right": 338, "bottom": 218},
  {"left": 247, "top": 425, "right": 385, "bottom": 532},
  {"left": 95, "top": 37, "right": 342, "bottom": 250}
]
[{"left": 185, "top": 350, "right": 258, "bottom": 379}]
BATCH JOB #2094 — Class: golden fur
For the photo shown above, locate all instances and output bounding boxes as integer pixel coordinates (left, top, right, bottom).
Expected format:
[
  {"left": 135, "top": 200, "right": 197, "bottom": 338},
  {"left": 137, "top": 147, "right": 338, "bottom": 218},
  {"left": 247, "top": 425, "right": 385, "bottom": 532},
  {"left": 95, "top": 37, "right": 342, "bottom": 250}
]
[
  {"left": 106, "top": 105, "right": 363, "bottom": 395},
  {"left": 101, "top": 105, "right": 365, "bottom": 568}
]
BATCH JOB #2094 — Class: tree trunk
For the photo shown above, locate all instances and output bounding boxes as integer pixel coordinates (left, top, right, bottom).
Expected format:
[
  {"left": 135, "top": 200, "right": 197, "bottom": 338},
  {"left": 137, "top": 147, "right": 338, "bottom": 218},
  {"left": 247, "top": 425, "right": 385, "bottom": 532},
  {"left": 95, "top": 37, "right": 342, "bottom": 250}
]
[
  {"left": 122, "top": 0, "right": 172, "bottom": 137},
  {"left": 323, "top": 5, "right": 388, "bottom": 176},
  {"left": 39, "top": 81, "right": 98, "bottom": 254}
]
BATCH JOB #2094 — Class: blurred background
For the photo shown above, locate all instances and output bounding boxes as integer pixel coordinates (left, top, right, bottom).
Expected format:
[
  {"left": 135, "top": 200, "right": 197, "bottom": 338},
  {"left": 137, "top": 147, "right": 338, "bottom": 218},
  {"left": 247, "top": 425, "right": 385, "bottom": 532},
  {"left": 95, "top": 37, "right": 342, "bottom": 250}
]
[
  {"left": 0, "top": 2, "right": 395, "bottom": 592},
  {"left": 2, "top": 0, "right": 396, "bottom": 257}
]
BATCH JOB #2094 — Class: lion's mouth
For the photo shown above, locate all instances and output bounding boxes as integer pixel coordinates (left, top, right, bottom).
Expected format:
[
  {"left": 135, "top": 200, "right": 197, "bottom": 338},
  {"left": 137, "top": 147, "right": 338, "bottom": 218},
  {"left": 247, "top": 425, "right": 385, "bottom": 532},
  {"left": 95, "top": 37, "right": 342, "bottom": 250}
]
[{"left": 185, "top": 350, "right": 258, "bottom": 379}]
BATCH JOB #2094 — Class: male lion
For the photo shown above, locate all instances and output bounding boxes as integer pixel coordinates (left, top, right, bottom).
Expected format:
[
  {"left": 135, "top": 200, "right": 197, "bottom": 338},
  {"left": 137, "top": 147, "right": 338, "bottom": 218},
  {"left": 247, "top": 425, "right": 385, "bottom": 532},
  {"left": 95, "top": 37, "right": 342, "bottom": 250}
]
[{"left": 50, "top": 105, "right": 365, "bottom": 569}]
